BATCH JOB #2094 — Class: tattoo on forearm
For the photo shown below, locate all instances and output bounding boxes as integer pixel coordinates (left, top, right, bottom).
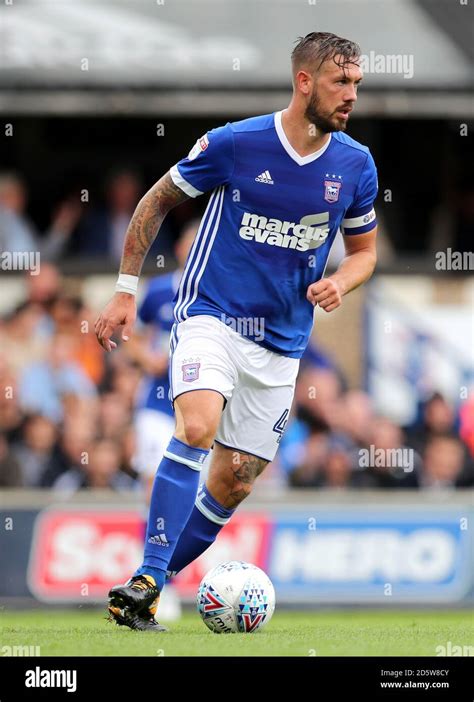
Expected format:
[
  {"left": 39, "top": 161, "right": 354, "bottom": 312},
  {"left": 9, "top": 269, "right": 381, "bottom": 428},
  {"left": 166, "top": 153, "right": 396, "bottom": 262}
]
[
  {"left": 227, "top": 454, "right": 268, "bottom": 508},
  {"left": 120, "top": 172, "right": 189, "bottom": 276}
]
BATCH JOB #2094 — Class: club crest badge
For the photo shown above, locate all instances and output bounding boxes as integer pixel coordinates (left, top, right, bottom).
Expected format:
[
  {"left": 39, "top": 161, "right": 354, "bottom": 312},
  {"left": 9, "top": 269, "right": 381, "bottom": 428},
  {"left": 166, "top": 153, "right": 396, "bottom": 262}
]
[
  {"left": 182, "top": 362, "right": 201, "bottom": 382},
  {"left": 324, "top": 179, "right": 342, "bottom": 203}
]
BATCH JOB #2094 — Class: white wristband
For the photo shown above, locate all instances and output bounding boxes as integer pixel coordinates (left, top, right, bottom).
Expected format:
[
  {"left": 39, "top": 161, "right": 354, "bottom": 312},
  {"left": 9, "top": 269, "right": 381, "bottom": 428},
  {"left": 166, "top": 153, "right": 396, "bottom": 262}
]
[{"left": 115, "top": 273, "right": 139, "bottom": 296}]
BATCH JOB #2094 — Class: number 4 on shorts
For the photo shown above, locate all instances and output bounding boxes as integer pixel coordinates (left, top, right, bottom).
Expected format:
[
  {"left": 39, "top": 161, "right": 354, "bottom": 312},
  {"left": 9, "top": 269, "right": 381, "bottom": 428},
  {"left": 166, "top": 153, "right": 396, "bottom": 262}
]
[{"left": 273, "top": 409, "right": 290, "bottom": 442}]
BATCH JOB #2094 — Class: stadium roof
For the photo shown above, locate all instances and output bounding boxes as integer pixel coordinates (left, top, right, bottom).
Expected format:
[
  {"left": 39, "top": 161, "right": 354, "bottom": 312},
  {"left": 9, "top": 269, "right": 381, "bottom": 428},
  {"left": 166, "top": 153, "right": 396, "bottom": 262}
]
[{"left": 0, "top": 0, "right": 472, "bottom": 116}]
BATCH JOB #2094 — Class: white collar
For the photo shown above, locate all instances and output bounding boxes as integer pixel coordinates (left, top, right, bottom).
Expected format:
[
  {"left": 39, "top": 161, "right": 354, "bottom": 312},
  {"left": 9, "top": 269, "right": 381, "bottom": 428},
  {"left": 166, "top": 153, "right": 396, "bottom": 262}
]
[{"left": 274, "top": 110, "right": 332, "bottom": 166}]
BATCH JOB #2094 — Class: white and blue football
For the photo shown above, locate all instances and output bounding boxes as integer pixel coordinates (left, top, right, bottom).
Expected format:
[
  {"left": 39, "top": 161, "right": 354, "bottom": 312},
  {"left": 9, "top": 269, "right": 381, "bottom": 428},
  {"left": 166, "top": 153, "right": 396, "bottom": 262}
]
[{"left": 197, "top": 561, "right": 275, "bottom": 634}]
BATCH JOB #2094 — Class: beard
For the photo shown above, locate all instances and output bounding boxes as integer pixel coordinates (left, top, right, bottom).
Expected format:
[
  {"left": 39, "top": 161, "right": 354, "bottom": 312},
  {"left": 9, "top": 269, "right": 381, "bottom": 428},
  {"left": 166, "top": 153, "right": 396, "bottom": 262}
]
[{"left": 305, "top": 88, "right": 347, "bottom": 134}]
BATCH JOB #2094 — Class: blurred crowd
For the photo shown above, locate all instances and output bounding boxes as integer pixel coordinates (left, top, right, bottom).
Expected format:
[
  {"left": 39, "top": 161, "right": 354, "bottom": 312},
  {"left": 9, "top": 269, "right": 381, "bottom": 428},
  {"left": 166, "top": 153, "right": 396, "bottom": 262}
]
[
  {"left": 275, "top": 360, "right": 474, "bottom": 490},
  {"left": 1, "top": 167, "right": 472, "bottom": 265},
  {"left": 0, "top": 264, "right": 139, "bottom": 491},
  {"left": 0, "top": 263, "right": 472, "bottom": 493},
  {"left": 0, "top": 170, "right": 196, "bottom": 263}
]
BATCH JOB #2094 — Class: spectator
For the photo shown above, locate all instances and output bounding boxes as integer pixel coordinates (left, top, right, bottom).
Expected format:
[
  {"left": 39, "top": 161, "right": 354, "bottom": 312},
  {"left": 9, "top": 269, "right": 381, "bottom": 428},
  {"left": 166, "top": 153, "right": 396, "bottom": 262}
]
[
  {"left": 40, "top": 418, "right": 96, "bottom": 487},
  {"left": 74, "top": 169, "right": 174, "bottom": 261},
  {"left": 317, "top": 441, "right": 357, "bottom": 489},
  {"left": 0, "top": 302, "right": 46, "bottom": 374},
  {"left": 419, "top": 434, "right": 472, "bottom": 489},
  {"left": 0, "top": 393, "right": 23, "bottom": 444},
  {"left": 12, "top": 414, "right": 59, "bottom": 487},
  {"left": 0, "top": 432, "right": 22, "bottom": 487},
  {"left": 110, "top": 363, "right": 142, "bottom": 411},
  {"left": 18, "top": 331, "right": 97, "bottom": 422},
  {"left": 293, "top": 366, "right": 342, "bottom": 428},
  {"left": 0, "top": 353, "right": 23, "bottom": 442},
  {"left": 61, "top": 395, "right": 99, "bottom": 434},
  {"left": 26, "top": 262, "right": 62, "bottom": 310},
  {"left": 405, "top": 392, "right": 456, "bottom": 454},
  {"left": 332, "top": 390, "right": 374, "bottom": 449},
  {"left": 356, "top": 416, "right": 421, "bottom": 488},
  {"left": 0, "top": 173, "right": 80, "bottom": 260},
  {"left": 53, "top": 437, "right": 137, "bottom": 492},
  {"left": 49, "top": 294, "right": 105, "bottom": 385},
  {"left": 98, "top": 391, "right": 130, "bottom": 440},
  {"left": 287, "top": 429, "right": 330, "bottom": 487},
  {"left": 21, "top": 263, "right": 62, "bottom": 340}
]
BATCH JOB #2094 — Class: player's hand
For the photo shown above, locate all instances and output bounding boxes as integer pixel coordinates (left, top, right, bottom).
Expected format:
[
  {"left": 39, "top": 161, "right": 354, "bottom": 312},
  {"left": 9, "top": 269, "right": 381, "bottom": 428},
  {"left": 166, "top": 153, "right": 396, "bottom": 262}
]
[
  {"left": 306, "top": 277, "right": 343, "bottom": 313},
  {"left": 94, "top": 292, "right": 136, "bottom": 352}
]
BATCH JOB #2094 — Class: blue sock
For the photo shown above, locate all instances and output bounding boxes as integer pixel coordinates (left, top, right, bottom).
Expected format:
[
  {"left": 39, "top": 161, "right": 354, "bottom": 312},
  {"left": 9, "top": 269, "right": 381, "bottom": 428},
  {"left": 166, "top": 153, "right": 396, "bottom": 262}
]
[
  {"left": 167, "top": 483, "right": 235, "bottom": 577},
  {"left": 133, "top": 437, "right": 209, "bottom": 591}
]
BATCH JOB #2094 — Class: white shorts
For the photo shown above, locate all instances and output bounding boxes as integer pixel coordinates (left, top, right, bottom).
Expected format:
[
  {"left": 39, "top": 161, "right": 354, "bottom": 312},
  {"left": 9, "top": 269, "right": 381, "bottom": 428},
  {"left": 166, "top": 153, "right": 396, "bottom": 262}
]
[{"left": 169, "top": 315, "right": 299, "bottom": 461}]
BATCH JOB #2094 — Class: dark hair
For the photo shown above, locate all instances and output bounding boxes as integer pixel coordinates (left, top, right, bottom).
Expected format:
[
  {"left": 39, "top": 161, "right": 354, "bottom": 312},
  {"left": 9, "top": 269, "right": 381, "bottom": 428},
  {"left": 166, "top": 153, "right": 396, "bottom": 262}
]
[{"left": 291, "top": 32, "right": 361, "bottom": 74}]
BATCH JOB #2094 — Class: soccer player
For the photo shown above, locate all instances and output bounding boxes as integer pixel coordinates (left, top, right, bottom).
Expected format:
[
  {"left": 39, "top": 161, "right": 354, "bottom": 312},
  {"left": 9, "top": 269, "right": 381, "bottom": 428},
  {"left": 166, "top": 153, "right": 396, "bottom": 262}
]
[{"left": 95, "top": 32, "right": 378, "bottom": 631}]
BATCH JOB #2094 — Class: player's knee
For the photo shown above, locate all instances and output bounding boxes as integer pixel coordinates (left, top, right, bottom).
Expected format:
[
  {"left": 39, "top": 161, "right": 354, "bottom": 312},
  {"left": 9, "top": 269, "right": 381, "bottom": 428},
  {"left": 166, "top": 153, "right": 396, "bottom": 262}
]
[{"left": 180, "top": 418, "right": 214, "bottom": 449}]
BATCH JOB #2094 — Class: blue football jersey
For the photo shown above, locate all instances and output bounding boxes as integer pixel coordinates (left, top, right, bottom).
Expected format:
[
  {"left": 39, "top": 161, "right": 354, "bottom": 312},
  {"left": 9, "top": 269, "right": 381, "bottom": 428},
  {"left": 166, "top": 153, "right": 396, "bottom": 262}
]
[
  {"left": 170, "top": 110, "right": 378, "bottom": 358},
  {"left": 135, "top": 271, "right": 180, "bottom": 416}
]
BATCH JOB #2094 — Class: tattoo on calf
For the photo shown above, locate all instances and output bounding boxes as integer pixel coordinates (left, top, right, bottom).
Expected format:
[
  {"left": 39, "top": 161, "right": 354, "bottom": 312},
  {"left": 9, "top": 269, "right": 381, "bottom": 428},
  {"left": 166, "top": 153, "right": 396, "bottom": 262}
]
[{"left": 227, "top": 454, "right": 268, "bottom": 508}]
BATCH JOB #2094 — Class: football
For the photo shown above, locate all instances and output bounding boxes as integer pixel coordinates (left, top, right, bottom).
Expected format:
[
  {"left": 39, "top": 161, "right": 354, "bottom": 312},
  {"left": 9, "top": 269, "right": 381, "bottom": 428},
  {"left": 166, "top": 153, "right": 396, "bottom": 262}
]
[{"left": 197, "top": 561, "right": 276, "bottom": 634}]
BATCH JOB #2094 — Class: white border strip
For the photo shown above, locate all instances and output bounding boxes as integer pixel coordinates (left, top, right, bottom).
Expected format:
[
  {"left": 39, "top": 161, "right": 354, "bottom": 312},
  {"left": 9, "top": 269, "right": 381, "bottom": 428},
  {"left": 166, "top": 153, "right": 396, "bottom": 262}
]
[
  {"left": 170, "top": 164, "right": 203, "bottom": 198},
  {"left": 195, "top": 497, "right": 231, "bottom": 525},
  {"left": 342, "top": 208, "right": 376, "bottom": 229},
  {"left": 163, "top": 450, "right": 203, "bottom": 471}
]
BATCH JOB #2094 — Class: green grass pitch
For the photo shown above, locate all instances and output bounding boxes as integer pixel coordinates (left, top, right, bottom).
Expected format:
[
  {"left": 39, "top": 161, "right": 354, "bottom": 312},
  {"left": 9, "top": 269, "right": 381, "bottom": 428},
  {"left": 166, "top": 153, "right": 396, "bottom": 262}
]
[{"left": 1, "top": 609, "right": 472, "bottom": 656}]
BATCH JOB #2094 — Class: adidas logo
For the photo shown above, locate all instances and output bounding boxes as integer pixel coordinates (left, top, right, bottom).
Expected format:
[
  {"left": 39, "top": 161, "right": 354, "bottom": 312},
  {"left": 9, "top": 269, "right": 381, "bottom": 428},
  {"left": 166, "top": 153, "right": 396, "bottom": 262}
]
[
  {"left": 148, "top": 533, "right": 169, "bottom": 546},
  {"left": 255, "top": 170, "right": 274, "bottom": 185}
]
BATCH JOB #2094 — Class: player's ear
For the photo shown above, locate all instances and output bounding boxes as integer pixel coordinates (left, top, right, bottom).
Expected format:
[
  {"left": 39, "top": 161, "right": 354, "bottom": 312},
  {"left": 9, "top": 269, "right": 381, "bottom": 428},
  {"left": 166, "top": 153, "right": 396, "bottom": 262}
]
[{"left": 295, "top": 69, "right": 312, "bottom": 96}]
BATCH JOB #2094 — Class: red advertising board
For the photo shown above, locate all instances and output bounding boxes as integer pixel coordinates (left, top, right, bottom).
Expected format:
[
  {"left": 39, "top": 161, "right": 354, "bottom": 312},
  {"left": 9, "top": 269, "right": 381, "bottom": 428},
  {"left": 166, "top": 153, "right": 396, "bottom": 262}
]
[
  {"left": 28, "top": 508, "right": 144, "bottom": 601},
  {"left": 28, "top": 507, "right": 272, "bottom": 602}
]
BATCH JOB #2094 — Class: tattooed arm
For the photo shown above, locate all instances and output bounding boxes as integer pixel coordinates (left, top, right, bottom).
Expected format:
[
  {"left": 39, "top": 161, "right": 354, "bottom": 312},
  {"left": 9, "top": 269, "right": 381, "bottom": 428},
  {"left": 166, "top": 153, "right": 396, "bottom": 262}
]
[
  {"left": 94, "top": 172, "right": 189, "bottom": 351},
  {"left": 119, "top": 172, "right": 188, "bottom": 276}
]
